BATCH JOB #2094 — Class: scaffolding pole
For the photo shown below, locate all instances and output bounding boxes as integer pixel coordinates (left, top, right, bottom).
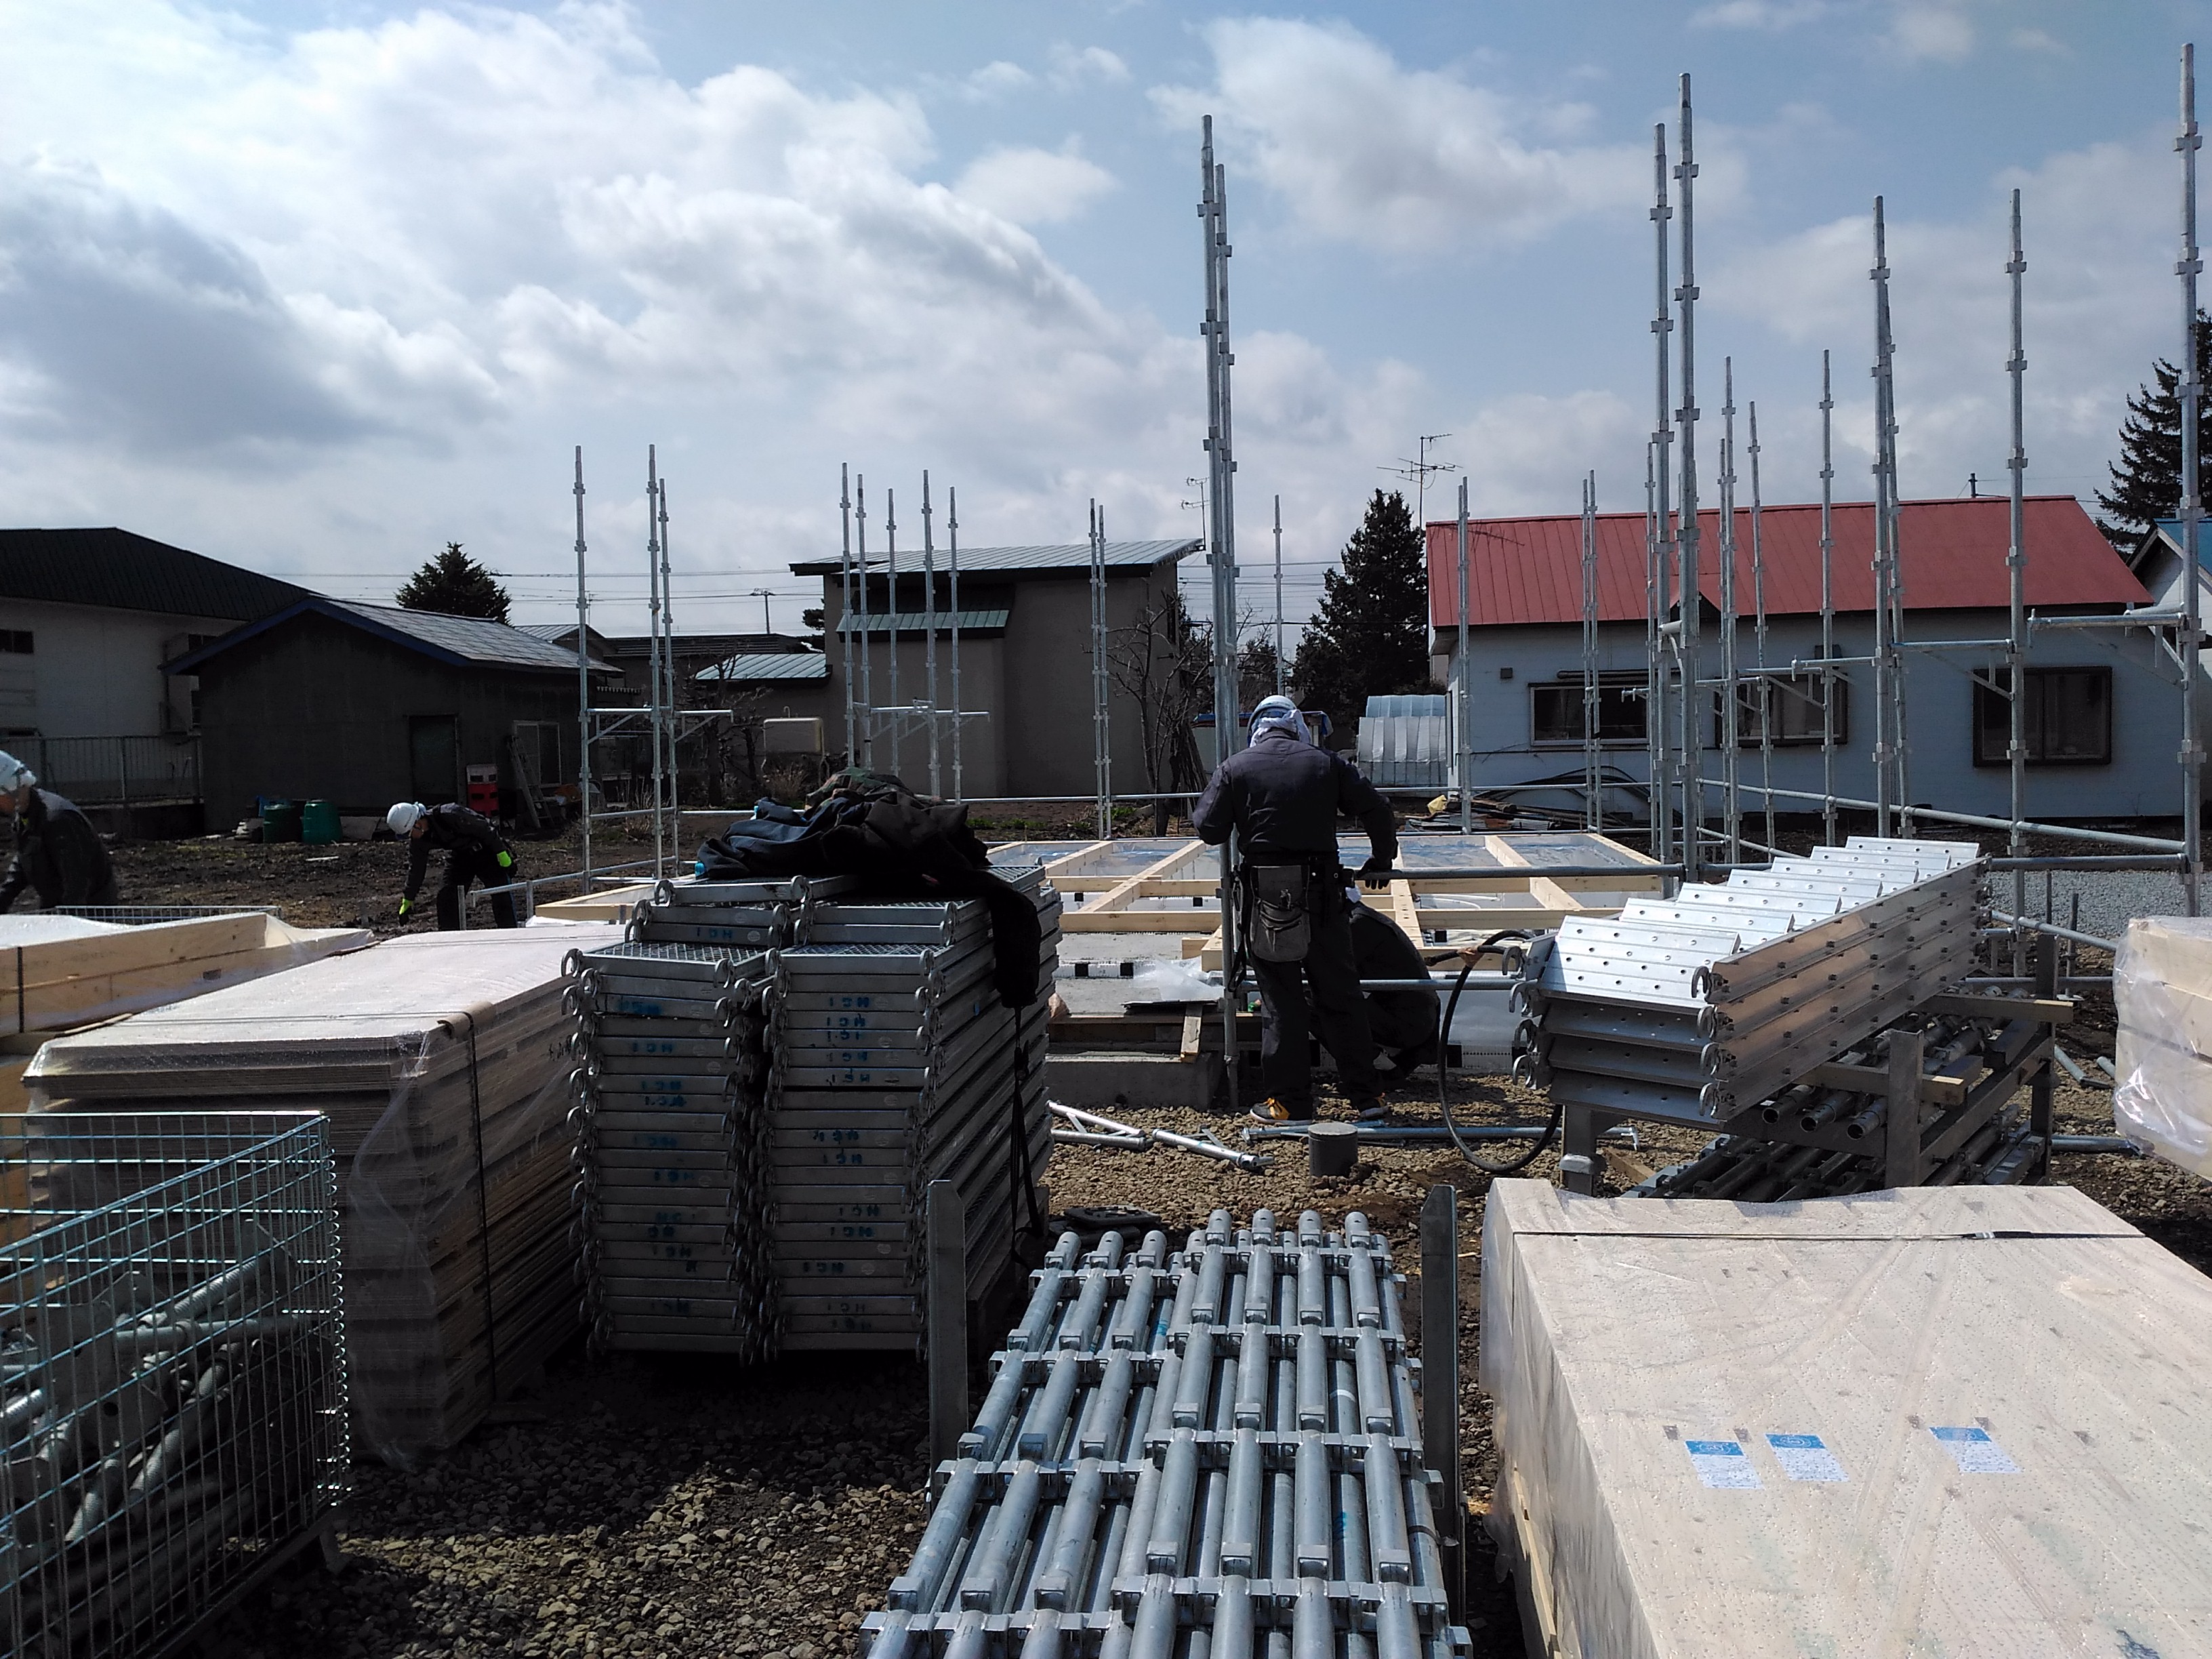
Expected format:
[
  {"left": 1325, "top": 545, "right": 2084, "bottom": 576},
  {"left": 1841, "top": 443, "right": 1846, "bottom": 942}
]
[
  {"left": 949, "top": 487, "right": 964, "bottom": 799},
  {"left": 1870, "top": 199, "right": 1902, "bottom": 835},
  {"left": 2179, "top": 43, "right": 2205, "bottom": 914},
  {"left": 1090, "top": 500, "right": 1111, "bottom": 838},
  {"left": 1273, "top": 493, "right": 1286, "bottom": 696},
  {"left": 1200, "top": 115, "right": 1242, "bottom": 1114},
  {"left": 1645, "top": 439, "right": 1664, "bottom": 861},
  {"left": 840, "top": 464, "right": 858, "bottom": 765},
  {"left": 1456, "top": 480, "right": 1471, "bottom": 833},
  {"left": 1719, "top": 357, "right": 1741, "bottom": 864},
  {"left": 2007, "top": 188, "right": 2030, "bottom": 962},
  {"left": 855, "top": 475, "right": 874, "bottom": 769},
  {"left": 1650, "top": 121, "right": 1677, "bottom": 872},
  {"left": 573, "top": 445, "right": 592, "bottom": 889},
  {"left": 658, "top": 475, "right": 680, "bottom": 867},
  {"left": 1675, "top": 75, "right": 1705, "bottom": 880},
  {"left": 923, "top": 471, "right": 941, "bottom": 796},
  {"left": 1749, "top": 399, "right": 1774, "bottom": 853},
  {"left": 646, "top": 445, "right": 667, "bottom": 876},
  {"left": 886, "top": 488, "right": 901, "bottom": 781},
  {"left": 1820, "top": 351, "right": 1839, "bottom": 846},
  {"left": 1582, "top": 471, "right": 1601, "bottom": 830}
]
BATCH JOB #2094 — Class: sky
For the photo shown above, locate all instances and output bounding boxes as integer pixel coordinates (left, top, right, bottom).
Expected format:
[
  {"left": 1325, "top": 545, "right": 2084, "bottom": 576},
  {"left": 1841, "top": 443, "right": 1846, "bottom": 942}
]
[{"left": 3, "top": 0, "right": 2211, "bottom": 638}]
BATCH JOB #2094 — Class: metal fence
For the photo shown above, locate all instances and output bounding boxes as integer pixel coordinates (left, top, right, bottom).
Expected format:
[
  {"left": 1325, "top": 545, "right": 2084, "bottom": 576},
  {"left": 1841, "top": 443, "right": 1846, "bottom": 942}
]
[
  {"left": 0, "top": 1111, "right": 348, "bottom": 1658},
  {"left": 11, "top": 737, "right": 203, "bottom": 806}
]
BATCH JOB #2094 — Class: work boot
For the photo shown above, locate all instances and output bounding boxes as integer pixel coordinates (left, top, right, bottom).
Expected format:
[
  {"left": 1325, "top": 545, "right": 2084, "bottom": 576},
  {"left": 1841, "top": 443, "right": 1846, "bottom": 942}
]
[
  {"left": 1248, "top": 1098, "right": 1296, "bottom": 1124},
  {"left": 1353, "top": 1095, "right": 1391, "bottom": 1124}
]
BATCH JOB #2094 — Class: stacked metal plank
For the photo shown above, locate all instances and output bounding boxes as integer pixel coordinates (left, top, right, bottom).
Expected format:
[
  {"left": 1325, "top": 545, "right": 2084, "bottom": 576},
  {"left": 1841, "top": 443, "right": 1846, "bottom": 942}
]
[
  {"left": 569, "top": 867, "right": 1059, "bottom": 1355},
  {"left": 21, "top": 928, "right": 621, "bottom": 1467},
  {"left": 1, "top": 1111, "right": 348, "bottom": 1659},
  {"left": 1515, "top": 837, "right": 1984, "bottom": 1122},
  {"left": 861, "top": 1209, "right": 1471, "bottom": 1659}
]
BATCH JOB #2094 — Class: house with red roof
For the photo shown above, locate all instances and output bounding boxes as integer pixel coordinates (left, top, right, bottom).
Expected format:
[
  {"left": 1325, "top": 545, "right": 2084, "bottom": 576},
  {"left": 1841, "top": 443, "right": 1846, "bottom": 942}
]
[{"left": 1425, "top": 495, "right": 2186, "bottom": 824}]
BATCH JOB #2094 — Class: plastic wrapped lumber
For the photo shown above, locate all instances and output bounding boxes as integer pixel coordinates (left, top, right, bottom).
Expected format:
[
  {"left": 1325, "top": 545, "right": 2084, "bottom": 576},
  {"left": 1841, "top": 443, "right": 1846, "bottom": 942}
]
[{"left": 2113, "top": 914, "right": 2212, "bottom": 1179}]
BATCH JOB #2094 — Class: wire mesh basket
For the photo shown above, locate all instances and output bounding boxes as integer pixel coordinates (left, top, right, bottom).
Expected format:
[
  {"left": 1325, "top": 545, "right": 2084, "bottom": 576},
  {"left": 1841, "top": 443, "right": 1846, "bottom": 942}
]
[{"left": 1, "top": 1111, "right": 348, "bottom": 1658}]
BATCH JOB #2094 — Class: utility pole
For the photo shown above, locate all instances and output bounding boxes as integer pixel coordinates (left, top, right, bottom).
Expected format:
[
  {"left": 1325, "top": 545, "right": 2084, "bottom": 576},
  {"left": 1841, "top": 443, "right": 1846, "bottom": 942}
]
[
  {"left": 1272, "top": 493, "right": 1286, "bottom": 696},
  {"left": 749, "top": 589, "right": 773, "bottom": 634}
]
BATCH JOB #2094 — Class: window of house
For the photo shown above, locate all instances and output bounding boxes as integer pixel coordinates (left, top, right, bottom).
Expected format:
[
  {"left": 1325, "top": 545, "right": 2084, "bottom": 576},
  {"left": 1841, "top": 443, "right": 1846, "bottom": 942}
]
[
  {"left": 1972, "top": 665, "right": 2112, "bottom": 766},
  {"left": 1531, "top": 677, "right": 1649, "bottom": 746},
  {"left": 0, "top": 631, "right": 31, "bottom": 654},
  {"left": 1717, "top": 673, "right": 1848, "bottom": 747}
]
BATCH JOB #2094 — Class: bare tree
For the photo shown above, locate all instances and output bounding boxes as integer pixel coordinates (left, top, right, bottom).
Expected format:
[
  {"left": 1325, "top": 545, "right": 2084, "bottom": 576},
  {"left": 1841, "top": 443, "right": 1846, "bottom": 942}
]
[{"left": 1107, "top": 590, "right": 1212, "bottom": 832}]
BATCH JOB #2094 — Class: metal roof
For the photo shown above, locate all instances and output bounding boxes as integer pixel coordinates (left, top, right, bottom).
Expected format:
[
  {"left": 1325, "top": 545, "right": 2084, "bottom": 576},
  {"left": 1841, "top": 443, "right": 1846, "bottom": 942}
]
[
  {"left": 1426, "top": 497, "right": 2146, "bottom": 629},
  {"left": 165, "top": 596, "right": 616, "bottom": 676},
  {"left": 695, "top": 652, "right": 831, "bottom": 682},
  {"left": 834, "top": 609, "right": 1010, "bottom": 636},
  {"left": 0, "top": 527, "right": 306, "bottom": 621},
  {"left": 790, "top": 539, "right": 1198, "bottom": 577}
]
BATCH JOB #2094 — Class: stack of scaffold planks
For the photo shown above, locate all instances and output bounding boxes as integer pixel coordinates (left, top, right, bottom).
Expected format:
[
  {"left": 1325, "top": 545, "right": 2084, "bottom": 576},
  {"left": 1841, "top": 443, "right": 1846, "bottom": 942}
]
[
  {"left": 22, "top": 925, "right": 623, "bottom": 1466},
  {"left": 1481, "top": 1179, "right": 2212, "bottom": 1658}
]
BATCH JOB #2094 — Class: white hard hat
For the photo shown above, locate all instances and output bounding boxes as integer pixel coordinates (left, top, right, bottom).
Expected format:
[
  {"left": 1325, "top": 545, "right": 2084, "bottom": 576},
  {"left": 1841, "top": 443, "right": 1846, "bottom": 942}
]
[
  {"left": 0, "top": 750, "right": 34, "bottom": 795},
  {"left": 386, "top": 801, "right": 426, "bottom": 836}
]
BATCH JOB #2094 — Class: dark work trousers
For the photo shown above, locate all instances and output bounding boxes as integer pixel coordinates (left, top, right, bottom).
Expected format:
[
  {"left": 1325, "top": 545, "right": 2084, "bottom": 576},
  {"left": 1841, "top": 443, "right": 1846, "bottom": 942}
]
[
  {"left": 1249, "top": 883, "right": 1381, "bottom": 1117},
  {"left": 436, "top": 848, "right": 520, "bottom": 930}
]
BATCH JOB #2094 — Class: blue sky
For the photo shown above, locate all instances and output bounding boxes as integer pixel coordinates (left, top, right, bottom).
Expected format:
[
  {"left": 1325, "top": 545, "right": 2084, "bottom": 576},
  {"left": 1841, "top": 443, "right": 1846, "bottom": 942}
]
[{"left": 1, "top": 1, "right": 2208, "bottom": 635}]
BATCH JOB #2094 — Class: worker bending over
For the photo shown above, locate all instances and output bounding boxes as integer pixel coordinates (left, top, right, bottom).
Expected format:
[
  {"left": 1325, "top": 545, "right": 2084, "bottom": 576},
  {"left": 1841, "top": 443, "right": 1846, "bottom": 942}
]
[
  {"left": 0, "top": 750, "right": 119, "bottom": 912},
  {"left": 1194, "top": 695, "right": 1397, "bottom": 1124},
  {"left": 388, "top": 800, "right": 520, "bottom": 928}
]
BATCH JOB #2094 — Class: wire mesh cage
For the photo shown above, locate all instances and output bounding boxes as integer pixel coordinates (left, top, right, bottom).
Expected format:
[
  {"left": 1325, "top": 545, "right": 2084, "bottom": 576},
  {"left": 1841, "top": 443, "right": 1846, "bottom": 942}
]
[{"left": 1, "top": 1111, "right": 348, "bottom": 1659}]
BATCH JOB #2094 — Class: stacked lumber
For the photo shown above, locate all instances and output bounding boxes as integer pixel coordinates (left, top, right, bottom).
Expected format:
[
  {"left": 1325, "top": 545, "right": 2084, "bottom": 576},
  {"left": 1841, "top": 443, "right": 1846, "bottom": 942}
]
[
  {"left": 0, "top": 911, "right": 370, "bottom": 1037},
  {"left": 22, "top": 926, "right": 623, "bottom": 1467},
  {"left": 1480, "top": 1179, "right": 2212, "bottom": 1658}
]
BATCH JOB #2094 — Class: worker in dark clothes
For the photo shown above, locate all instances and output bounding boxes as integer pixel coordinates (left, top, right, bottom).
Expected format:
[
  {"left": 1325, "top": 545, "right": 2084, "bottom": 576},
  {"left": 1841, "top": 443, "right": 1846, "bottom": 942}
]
[
  {"left": 1345, "top": 891, "right": 1441, "bottom": 1072},
  {"left": 1194, "top": 695, "right": 1398, "bottom": 1124},
  {"left": 0, "top": 750, "right": 119, "bottom": 912},
  {"left": 388, "top": 800, "right": 520, "bottom": 928}
]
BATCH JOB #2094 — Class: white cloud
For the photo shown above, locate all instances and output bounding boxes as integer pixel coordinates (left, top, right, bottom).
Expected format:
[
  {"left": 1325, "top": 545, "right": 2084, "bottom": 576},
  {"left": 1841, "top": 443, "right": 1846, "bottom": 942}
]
[
  {"left": 1151, "top": 18, "right": 1645, "bottom": 251},
  {"left": 964, "top": 60, "right": 1032, "bottom": 100},
  {"left": 1691, "top": 1, "right": 1828, "bottom": 30},
  {"left": 955, "top": 146, "right": 1118, "bottom": 225},
  {"left": 1048, "top": 43, "right": 1130, "bottom": 87},
  {"left": 1886, "top": 1, "right": 1976, "bottom": 63}
]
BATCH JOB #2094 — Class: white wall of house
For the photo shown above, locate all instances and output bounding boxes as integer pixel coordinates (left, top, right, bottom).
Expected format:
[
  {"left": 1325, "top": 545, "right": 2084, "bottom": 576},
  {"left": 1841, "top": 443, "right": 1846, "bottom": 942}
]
[
  {"left": 1445, "top": 607, "right": 2188, "bottom": 822},
  {"left": 0, "top": 597, "right": 235, "bottom": 737}
]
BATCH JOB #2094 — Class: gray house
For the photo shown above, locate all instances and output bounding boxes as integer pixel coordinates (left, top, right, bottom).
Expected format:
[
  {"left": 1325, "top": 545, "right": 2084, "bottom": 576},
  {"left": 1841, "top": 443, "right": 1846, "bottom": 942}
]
[
  {"left": 1429, "top": 495, "right": 2180, "bottom": 823},
  {"left": 168, "top": 598, "right": 615, "bottom": 827},
  {"left": 790, "top": 539, "right": 1202, "bottom": 799}
]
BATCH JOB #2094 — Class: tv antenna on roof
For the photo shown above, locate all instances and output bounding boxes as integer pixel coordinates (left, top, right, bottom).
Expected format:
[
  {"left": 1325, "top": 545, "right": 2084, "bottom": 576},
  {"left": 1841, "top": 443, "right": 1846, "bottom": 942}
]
[{"left": 1382, "top": 432, "right": 1457, "bottom": 528}]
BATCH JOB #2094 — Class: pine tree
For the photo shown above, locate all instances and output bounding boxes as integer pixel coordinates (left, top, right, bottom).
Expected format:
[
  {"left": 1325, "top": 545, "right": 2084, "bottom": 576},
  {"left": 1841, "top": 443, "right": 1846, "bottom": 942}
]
[
  {"left": 2096, "top": 312, "right": 2212, "bottom": 546},
  {"left": 396, "top": 542, "right": 511, "bottom": 622},
  {"left": 1289, "top": 489, "right": 1435, "bottom": 734},
  {"left": 1236, "top": 636, "right": 1282, "bottom": 710}
]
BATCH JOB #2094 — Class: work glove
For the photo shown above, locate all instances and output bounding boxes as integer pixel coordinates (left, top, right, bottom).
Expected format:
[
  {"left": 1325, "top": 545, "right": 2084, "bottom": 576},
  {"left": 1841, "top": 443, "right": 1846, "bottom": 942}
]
[
  {"left": 495, "top": 851, "right": 514, "bottom": 869},
  {"left": 1357, "top": 856, "right": 1395, "bottom": 890},
  {"left": 397, "top": 897, "right": 413, "bottom": 919}
]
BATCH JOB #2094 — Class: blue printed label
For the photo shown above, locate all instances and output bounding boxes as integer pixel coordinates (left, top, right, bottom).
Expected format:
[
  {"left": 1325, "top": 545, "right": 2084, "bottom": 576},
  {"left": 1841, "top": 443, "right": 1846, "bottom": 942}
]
[
  {"left": 1765, "top": 1433, "right": 1848, "bottom": 1482},
  {"left": 1684, "top": 1439, "right": 1762, "bottom": 1490},
  {"left": 1931, "top": 1426, "right": 2020, "bottom": 1473}
]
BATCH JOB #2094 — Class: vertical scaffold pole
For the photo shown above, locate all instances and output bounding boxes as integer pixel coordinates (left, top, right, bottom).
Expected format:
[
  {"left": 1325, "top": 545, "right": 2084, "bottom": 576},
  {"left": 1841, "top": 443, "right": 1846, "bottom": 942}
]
[
  {"left": 886, "top": 489, "right": 901, "bottom": 781},
  {"left": 1719, "top": 358, "right": 1741, "bottom": 865},
  {"left": 1273, "top": 493, "right": 1286, "bottom": 696},
  {"left": 855, "top": 476, "right": 874, "bottom": 769},
  {"left": 1750, "top": 401, "right": 1774, "bottom": 853},
  {"left": 1871, "top": 199, "right": 1900, "bottom": 836},
  {"left": 1819, "top": 353, "right": 1838, "bottom": 846},
  {"left": 573, "top": 446, "right": 592, "bottom": 890},
  {"left": 1675, "top": 77, "right": 1705, "bottom": 880},
  {"left": 949, "top": 487, "right": 964, "bottom": 799},
  {"left": 923, "top": 471, "right": 941, "bottom": 797},
  {"left": 2179, "top": 44, "right": 2205, "bottom": 914},
  {"left": 2007, "top": 190, "right": 2031, "bottom": 959},
  {"left": 646, "top": 445, "right": 665, "bottom": 877},
  {"left": 1091, "top": 501, "right": 1111, "bottom": 839},
  {"left": 840, "top": 464, "right": 858, "bottom": 767},
  {"left": 1582, "top": 472, "right": 1601, "bottom": 830},
  {"left": 1200, "top": 115, "right": 1243, "bottom": 1113},
  {"left": 659, "top": 478, "right": 679, "bottom": 850},
  {"left": 1650, "top": 123, "right": 1677, "bottom": 873},
  {"left": 1645, "top": 441, "right": 1664, "bottom": 862},
  {"left": 1456, "top": 480, "right": 1471, "bottom": 834}
]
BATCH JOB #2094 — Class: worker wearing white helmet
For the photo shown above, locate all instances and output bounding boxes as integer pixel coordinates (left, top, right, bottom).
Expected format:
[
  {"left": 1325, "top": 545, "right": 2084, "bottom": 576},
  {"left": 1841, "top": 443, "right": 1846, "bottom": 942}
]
[
  {"left": 0, "top": 750, "right": 119, "bottom": 912},
  {"left": 390, "top": 798, "right": 520, "bottom": 928}
]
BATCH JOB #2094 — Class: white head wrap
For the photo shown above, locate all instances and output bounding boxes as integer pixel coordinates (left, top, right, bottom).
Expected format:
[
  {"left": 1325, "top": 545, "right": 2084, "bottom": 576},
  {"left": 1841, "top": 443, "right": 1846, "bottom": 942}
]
[
  {"left": 0, "top": 751, "right": 34, "bottom": 796},
  {"left": 1248, "top": 693, "right": 1308, "bottom": 745}
]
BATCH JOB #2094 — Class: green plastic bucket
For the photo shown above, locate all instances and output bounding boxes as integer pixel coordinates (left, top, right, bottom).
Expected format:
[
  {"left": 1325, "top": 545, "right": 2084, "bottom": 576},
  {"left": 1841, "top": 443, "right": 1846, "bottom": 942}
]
[
  {"left": 261, "top": 799, "right": 302, "bottom": 843},
  {"left": 300, "top": 799, "right": 339, "bottom": 845}
]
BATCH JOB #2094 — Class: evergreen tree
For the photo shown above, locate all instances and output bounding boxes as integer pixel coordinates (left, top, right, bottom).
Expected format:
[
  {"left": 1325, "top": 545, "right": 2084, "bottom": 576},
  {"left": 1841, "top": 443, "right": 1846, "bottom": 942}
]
[
  {"left": 1289, "top": 489, "right": 1435, "bottom": 733},
  {"left": 2096, "top": 312, "right": 2212, "bottom": 546},
  {"left": 396, "top": 542, "right": 511, "bottom": 622},
  {"left": 1236, "top": 635, "right": 1282, "bottom": 710}
]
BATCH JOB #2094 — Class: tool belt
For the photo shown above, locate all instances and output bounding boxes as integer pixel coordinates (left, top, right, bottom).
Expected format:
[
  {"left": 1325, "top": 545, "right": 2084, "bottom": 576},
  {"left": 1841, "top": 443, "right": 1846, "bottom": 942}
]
[{"left": 1240, "top": 854, "right": 1338, "bottom": 965}]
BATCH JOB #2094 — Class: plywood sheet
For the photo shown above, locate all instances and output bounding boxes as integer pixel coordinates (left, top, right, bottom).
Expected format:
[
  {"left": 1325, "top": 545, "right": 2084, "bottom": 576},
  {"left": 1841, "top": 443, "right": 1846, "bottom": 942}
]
[{"left": 1481, "top": 1179, "right": 2212, "bottom": 1659}]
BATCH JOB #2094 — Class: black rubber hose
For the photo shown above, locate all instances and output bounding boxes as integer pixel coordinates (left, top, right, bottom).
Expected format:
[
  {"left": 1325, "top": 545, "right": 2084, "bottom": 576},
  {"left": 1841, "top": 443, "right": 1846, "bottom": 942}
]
[{"left": 1437, "top": 930, "right": 1561, "bottom": 1174}]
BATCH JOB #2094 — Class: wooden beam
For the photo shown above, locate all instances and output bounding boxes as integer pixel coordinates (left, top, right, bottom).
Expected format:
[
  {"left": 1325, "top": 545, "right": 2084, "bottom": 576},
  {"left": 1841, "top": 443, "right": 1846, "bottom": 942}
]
[
  {"left": 1038, "top": 840, "right": 1115, "bottom": 881},
  {"left": 1073, "top": 840, "right": 1212, "bottom": 916},
  {"left": 1388, "top": 879, "right": 1425, "bottom": 948},
  {"left": 1485, "top": 835, "right": 1584, "bottom": 918}
]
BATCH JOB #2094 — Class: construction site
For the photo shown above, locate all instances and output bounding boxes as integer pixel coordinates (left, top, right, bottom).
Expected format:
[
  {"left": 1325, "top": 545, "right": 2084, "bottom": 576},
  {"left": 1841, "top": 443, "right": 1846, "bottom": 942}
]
[{"left": 7, "top": 39, "right": 2212, "bottom": 1659}]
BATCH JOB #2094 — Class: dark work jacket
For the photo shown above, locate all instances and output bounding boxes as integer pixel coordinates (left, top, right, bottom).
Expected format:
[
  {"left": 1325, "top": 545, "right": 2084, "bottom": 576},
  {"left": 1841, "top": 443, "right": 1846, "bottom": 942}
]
[
  {"left": 1348, "top": 900, "right": 1440, "bottom": 1055},
  {"left": 1192, "top": 730, "right": 1397, "bottom": 868},
  {"left": 404, "top": 802, "right": 512, "bottom": 899},
  {"left": 0, "top": 789, "right": 118, "bottom": 911}
]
